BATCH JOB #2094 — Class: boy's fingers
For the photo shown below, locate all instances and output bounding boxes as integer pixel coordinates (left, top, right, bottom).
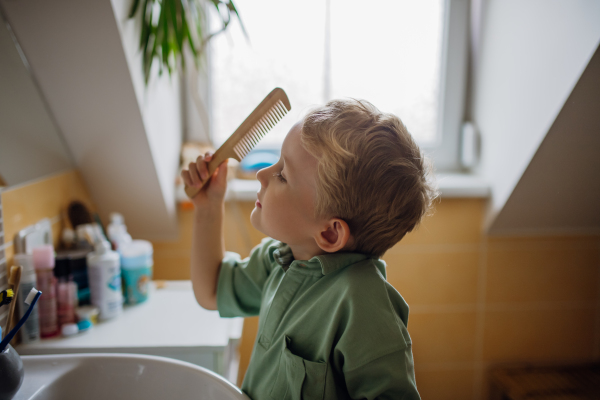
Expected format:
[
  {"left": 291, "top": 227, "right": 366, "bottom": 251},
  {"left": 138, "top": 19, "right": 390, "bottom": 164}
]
[
  {"left": 181, "top": 170, "right": 192, "bottom": 187},
  {"left": 202, "top": 152, "right": 213, "bottom": 178},
  {"left": 200, "top": 165, "right": 209, "bottom": 181},
  {"left": 188, "top": 162, "right": 201, "bottom": 186},
  {"left": 196, "top": 155, "right": 210, "bottom": 181}
]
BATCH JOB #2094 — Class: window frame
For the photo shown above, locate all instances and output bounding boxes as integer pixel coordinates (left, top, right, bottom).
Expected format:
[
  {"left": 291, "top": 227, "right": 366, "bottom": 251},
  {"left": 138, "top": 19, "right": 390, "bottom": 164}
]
[
  {"left": 205, "top": 0, "right": 470, "bottom": 173},
  {"left": 423, "top": 0, "right": 470, "bottom": 172}
]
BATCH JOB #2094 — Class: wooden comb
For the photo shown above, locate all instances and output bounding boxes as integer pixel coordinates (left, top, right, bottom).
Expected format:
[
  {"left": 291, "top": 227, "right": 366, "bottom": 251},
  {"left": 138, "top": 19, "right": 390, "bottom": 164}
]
[{"left": 185, "top": 87, "right": 291, "bottom": 198}]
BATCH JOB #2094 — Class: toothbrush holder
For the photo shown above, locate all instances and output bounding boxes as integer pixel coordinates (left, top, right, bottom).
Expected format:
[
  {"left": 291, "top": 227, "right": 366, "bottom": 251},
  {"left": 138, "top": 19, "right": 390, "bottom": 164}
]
[{"left": 0, "top": 344, "right": 24, "bottom": 400}]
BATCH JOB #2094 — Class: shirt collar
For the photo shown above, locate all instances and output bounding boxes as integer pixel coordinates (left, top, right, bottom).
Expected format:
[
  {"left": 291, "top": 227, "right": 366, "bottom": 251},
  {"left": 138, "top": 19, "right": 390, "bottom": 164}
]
[
  {"left": 273, "top": 242, "right": 374, "bottom": 275},
  {"left": 272, "top": 242, "right": 295, "bottom": 270},
  {"left": 309, "top": 252, "right": 373, "bottom": 275}
]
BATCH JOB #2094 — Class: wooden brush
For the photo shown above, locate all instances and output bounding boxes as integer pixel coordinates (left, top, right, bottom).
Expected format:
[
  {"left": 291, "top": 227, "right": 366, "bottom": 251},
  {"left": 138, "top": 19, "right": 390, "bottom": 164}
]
[
  {"left": 4, "top": 265, "right": 22, "bottom": 337},
  {"left": 185, "top": 87, "right": 291, "bottom": 199}
]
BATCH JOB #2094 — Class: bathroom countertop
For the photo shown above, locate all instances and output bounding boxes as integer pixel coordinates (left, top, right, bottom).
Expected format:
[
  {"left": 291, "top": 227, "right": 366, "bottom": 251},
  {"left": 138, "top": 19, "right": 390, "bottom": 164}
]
[{"left": 16, "top": 280, "right": 244, "bottom": 353}]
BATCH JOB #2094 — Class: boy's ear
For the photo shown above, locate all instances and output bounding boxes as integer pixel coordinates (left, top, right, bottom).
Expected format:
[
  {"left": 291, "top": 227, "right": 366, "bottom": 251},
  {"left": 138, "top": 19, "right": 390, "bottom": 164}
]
[{"left": 314, "top": 218, "right": 352, "bottom": 253}]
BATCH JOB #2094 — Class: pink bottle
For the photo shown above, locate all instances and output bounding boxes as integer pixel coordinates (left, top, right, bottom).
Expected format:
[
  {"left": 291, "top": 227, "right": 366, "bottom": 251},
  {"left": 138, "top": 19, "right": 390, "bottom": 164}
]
[{"left": 33, "top": 245, "right": 59, "bottom": 338}]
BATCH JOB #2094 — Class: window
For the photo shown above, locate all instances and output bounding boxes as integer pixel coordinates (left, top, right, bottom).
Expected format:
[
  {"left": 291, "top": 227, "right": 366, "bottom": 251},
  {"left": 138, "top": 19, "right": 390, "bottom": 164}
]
[{"left": 210, "top": 0, "right": 468, "bottom": 171}]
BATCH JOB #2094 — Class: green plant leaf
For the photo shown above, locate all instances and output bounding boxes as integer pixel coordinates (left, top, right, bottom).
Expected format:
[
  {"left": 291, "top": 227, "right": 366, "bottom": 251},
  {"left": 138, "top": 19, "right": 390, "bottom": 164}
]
[
  {"left": 227, "top": 0, "right": 248, "bottom": 39},
  {"left": 161, "top": 1, "right": 170, "bottom": 75},
  {"left": 140, "top": 0, "right": 151, "bottom": 49},
  {"left": 148, "top": 12, "right": 163, "bottom": 83},
  {"left": 130, "top": 0, "right": 245, "bottom": 86},
  {"left": 183, "top": 16, "right": 198, "bottom": 68},
  {"left": 169, "top": 0, "right": 183, "bottom": 54},
  {"left": 128, "top": 0, "right": 141, "bottom": 18}
]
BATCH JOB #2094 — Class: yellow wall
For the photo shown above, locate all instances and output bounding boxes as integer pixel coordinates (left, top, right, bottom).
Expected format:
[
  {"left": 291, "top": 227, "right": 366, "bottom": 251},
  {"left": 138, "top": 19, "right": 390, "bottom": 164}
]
[
  {"left": 1, "top": 170, "right": 95, "bottom": 338},
  {"left": 7, "top": 172, "right": 595, "bottom": 399},
  {"left": 154, "top": 198, "right": 600, "bottom": 399},
  {"left": 1, "top": 170, "right": 95, "bottom": 269}
]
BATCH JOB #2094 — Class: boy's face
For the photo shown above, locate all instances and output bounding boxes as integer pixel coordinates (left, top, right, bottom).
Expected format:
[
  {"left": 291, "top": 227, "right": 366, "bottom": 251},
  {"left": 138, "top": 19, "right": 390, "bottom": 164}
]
[{"left": 251, "top": 122, "right": 323, "bottom": 259}]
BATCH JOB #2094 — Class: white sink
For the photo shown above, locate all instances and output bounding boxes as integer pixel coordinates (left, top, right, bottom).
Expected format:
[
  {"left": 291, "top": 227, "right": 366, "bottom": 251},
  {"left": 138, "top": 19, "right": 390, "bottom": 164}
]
[{"left": 14, "top": 353, "right": 249, "bottom": 400}]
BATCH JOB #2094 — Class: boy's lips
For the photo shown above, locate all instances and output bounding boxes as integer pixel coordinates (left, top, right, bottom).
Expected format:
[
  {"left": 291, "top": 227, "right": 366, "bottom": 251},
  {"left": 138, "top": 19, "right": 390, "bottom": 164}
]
[{"left": 256, "top": 193, "right": 262, "bottom": 208}]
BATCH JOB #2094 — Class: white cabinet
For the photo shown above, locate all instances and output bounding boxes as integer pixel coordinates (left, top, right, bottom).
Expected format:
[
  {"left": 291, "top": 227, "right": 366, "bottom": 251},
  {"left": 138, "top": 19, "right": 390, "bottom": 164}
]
[{"left": 16, "top": 281, "right": 243, "bottom": 383}]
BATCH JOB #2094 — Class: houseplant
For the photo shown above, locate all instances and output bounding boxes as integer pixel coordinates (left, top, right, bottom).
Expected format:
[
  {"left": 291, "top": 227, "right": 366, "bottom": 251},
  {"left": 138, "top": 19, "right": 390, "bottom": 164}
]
[{"left": 129, "top": 0, "right": 245, "bottom": 84}]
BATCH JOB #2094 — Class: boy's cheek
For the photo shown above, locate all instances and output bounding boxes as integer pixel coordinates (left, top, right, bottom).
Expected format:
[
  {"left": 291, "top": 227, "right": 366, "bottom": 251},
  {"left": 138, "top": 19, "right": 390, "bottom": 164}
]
[
  {"left": 249, "top": 208, "right": 261, "bottom": 231},
  {"left": 250, "top": 206, "right": 274, "bottom": 236}
]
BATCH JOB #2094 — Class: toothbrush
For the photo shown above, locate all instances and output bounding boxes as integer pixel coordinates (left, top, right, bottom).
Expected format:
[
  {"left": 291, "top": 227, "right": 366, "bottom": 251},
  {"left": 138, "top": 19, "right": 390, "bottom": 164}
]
[
  {"left": 0, "top": 288, "right": 42, "bottom": 351},
  {"left": 0, "top": 289, "right": 14, "bottom": 307},
  {"left": 2, "top": 265, "right": 21, "bottom": 337}
]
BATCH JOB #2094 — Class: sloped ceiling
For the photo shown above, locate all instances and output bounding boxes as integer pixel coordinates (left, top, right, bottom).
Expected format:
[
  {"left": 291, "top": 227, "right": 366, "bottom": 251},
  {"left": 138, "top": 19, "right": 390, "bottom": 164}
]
[
  {"left": 0, "top": 0, "right": 181, "bottom": 240},
  {"left": 490, "top": 44, "right": 600, "bottom": 235},
  {"left": 472, "top": 0, "right": 600, "bottom": 236}
]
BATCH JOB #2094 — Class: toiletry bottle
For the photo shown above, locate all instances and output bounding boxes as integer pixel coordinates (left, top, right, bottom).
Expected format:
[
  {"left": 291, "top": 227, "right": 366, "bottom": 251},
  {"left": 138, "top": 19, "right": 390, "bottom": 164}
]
[
  {"left": 12, "top": 253, "right": 40, "bottom": 343},
  {"left": 33, "top": 245, "right": 58, "bottom": 338},
  {"left": 107, "top": 213, "right": 132, "bottom": 251},
  {"left": 59, "top": 249, "right": 92, "bottom": 306},
  {"left": 120, "top": 240, "right": 153, "bottom": 305},
  {"left": 54, "top": 257, "right": 77, "bottom": 327},
  {"left": 87, "top": 240, "right": 123, "bottom": 320},
  {"left": 75, "top": 225, "right": 94, "bottom": 251}
]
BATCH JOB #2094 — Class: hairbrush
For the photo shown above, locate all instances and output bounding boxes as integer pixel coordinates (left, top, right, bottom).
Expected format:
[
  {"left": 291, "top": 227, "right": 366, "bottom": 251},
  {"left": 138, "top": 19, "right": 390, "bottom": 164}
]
[{"left": 185, "top": 87, "right": 291, "bottom": 198}]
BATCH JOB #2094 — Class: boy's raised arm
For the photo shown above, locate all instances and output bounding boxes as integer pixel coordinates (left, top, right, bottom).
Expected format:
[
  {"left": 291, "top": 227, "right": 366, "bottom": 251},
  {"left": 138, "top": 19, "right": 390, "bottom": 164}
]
[{"left": 181, "top": 152, "right": 229, "bottom": 310}]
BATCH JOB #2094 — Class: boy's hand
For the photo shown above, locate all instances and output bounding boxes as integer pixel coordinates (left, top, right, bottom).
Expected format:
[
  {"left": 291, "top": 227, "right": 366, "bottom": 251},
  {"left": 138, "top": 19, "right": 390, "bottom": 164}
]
[{"left": 181, "top": 152, "right": 228, "bottom": 208}]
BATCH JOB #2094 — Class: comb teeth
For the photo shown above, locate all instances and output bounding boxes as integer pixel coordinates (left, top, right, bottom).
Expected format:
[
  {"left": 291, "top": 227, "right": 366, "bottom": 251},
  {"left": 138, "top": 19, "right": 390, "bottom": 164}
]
[{"left": 233, "top": 100, "right": 289, "bottom": 160}]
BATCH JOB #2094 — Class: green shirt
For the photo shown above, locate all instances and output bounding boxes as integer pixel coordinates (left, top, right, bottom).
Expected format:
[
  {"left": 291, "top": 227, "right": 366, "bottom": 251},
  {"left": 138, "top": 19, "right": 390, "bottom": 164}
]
[{"left": 217, "top": 238, "right": 420, "bottom": 400}]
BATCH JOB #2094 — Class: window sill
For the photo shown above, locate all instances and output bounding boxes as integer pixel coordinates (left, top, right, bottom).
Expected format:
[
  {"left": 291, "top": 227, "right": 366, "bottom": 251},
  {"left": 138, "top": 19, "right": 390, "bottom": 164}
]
[
  {"left": 222, "top": 173, "right": 489, "bottom": 202},
  {"left": 434, "top": 173, "right": 490, "bottom": 198}
]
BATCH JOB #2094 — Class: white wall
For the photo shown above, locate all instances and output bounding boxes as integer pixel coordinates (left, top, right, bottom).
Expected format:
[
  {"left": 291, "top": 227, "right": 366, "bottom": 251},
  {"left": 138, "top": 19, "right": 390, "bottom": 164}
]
[
  {"left": 472, "top": 0, "right": 600, "bottom": 230},
  {"left": 0, "top": 0, "right": 181, "bottom": 240}
]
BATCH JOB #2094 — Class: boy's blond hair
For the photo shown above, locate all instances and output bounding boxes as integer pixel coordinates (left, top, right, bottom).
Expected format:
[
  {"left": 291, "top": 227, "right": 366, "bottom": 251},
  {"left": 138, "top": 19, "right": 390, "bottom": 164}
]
[{"left": 301, "top": 99, "right": 438, "bottom": 257}]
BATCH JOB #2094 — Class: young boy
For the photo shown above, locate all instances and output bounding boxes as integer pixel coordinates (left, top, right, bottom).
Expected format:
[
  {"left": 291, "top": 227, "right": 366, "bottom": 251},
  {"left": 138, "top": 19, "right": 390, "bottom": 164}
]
[{"left": 181, "top": 99, "right": 437, "bottom": 400}]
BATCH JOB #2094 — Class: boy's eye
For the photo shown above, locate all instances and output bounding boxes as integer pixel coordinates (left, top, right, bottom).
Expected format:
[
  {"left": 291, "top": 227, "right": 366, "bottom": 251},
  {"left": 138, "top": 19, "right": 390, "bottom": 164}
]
[{"left": 273, "top": 172, "right": 287, "bottom": 183}]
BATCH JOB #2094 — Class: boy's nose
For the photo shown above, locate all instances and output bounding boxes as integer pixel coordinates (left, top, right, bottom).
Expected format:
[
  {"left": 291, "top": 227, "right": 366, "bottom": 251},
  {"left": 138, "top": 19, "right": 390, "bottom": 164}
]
[{"left": 256, "top": 167, "right": 269, "bottom": 187}]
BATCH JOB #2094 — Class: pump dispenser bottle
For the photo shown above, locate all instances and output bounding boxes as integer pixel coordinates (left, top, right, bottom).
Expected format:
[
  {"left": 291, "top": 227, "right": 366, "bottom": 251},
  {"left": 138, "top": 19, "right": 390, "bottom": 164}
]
[
  {"left": 107, "top": 213, "right": 132, "bottom": 251},
  {"left": 33, "top": 245, "right": 58, "bottom": 338},
  {"left": 87, "top": 240, "right": 123, "bottom": 320}
]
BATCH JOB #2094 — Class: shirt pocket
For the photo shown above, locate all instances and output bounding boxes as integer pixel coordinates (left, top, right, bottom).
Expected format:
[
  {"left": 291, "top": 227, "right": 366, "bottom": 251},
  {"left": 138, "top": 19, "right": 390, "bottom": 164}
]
[{"left": 269, "top": 335, "right": 328, "bottom": 400}]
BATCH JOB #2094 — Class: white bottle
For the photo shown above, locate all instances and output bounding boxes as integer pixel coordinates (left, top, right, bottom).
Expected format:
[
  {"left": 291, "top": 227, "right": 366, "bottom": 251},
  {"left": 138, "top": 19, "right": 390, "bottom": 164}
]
[
  {"left": 86, "top": 240, "right": 123, "bottom": 320},
  {"left": 107, "top": 213, "right": 132, "bottom": 251}
]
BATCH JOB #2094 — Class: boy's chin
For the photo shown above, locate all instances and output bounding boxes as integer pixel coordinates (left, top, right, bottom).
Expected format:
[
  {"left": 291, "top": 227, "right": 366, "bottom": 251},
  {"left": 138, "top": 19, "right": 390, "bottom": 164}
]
[
  {"left": 250, "top": 210, "right": 277, "bottom": 239},
  {"left": 249, "top": 209, "right": 264, "bottom": 234}
]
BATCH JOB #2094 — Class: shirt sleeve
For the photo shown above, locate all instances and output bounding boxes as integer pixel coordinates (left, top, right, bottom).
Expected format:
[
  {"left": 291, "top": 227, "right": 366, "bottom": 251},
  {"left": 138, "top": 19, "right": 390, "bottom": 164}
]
[
  {"left": 344, "top": 346, "right": 421, "bottom": 400},
  {"left": 216, "top": 237, "right": 279, "bottom": 318}
]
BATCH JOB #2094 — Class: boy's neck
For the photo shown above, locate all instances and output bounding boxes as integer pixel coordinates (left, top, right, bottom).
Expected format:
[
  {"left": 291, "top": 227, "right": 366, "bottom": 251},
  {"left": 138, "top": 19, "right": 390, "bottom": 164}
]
[
  {"left": 288, "top": 243, "right": 326, "bottom": 262},
  {"left": 288, "top": 235, "right": 356, "bottom": 261}
]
